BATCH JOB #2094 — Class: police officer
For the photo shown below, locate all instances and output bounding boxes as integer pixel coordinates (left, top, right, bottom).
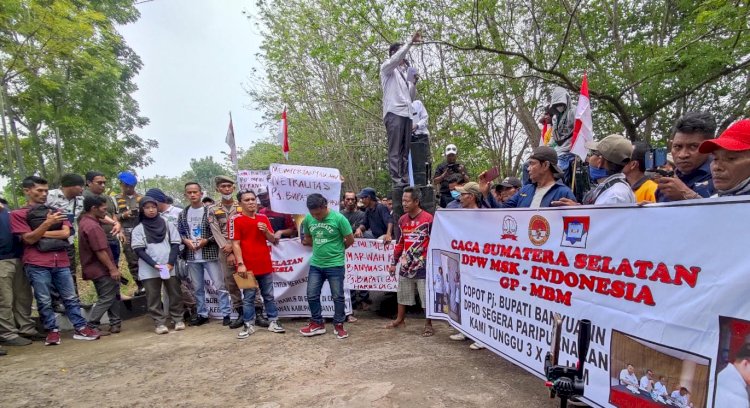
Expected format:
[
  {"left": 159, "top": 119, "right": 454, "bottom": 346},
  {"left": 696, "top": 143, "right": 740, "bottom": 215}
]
[
  {"left": 206, "top": 176, "right": 269, "bottom": 328},
  {"left": 114, "top": 171, "right": 144, "bottom": 296}
]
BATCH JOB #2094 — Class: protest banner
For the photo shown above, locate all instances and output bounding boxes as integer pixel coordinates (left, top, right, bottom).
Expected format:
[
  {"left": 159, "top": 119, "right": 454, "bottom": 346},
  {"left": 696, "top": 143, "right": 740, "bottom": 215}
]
[
  {"left": 345, "top": 239, "right": 399, "bottom": 292},
  {"left": 237, "top": 169, "right": 270, "bottom": 192},
  {"left": 207, "top": 238, "right": 351, "bottom": 319},
  {"left": 426, "top": 198, "right": 750, "bottom": 408},
  {"left": 268, "top": 163, "right": 341, "bottom": 214}
]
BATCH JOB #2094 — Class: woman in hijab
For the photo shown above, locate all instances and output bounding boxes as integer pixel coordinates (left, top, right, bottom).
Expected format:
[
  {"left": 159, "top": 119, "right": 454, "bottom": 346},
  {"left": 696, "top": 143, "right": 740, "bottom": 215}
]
[{"left": 131, "top": 197, "right": 183, "bottom": 334}]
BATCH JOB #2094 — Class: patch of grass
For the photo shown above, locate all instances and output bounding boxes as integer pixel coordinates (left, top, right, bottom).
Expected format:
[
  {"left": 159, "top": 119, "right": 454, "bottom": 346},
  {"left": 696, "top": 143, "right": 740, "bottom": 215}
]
[{"left": 76, "top": 254, "right": 137, "bottom": 304}]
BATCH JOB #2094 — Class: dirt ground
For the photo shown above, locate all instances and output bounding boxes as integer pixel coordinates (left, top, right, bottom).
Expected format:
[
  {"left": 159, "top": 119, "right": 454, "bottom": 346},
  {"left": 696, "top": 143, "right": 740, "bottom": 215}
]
[{"left": 1, "top": 313, "right": 562, "bottom": 408}]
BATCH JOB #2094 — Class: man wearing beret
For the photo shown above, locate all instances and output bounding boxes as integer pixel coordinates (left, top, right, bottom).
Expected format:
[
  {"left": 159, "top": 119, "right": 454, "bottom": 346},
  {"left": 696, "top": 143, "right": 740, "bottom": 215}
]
[
  {"left": 114, "top": 171, "right": 145, "bottom": 296},
  {"left": 206, "top": 176, "right": 251, "bottom": 328}
]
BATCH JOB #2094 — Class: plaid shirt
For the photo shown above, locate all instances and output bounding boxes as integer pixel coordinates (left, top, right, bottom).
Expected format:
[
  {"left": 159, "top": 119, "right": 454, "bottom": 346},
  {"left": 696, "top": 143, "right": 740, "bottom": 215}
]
[{"left": 177, "top": 206, "right": 219, "bottom": 261}]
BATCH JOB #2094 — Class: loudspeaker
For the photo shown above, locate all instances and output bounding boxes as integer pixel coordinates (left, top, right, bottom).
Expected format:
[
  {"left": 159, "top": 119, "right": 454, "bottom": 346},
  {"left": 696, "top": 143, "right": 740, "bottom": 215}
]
[
  {"left": 410, "top": 133, "right": 431, "bottom": 186},
  {"left": 418, "top": 185, "right": 436, "bottom": 214}
]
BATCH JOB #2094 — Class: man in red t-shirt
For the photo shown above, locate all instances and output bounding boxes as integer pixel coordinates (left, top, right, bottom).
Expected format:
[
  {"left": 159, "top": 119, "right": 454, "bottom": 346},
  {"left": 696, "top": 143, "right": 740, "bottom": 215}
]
[
  {"left": 385, "top": 186, "right": 434, "bottom": 337},
  {"left": 10, "top": 176, "right": 100, "bottom": 345},
  {"left": 229, "top": 190, "right": 285, "bottom": 339}
]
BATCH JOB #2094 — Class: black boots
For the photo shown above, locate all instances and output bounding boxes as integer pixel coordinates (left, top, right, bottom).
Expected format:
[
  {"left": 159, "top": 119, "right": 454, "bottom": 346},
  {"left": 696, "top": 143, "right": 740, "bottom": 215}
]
[
  {"left": 255, "top": 306, "right": 269, "bottom": 328},
  {"left": 229, "top": 307, "right": 244, "bottom": 329}
]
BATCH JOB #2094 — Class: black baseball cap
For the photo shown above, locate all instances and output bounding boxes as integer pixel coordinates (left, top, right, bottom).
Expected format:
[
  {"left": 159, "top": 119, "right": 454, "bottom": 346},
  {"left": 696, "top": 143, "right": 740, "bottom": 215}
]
[
  {"left": 528, "top": 146, "right": 563, "bottom": 175},
  {"left": 499, "top": 177, "right": 522, "bottom": 189}
]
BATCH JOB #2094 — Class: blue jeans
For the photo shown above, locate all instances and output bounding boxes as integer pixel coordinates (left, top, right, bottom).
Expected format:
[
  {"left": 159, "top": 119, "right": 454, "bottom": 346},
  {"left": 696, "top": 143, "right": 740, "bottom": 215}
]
[
  {"left": 24, "top": 265, "right": 87, "bottom": 331},
  {"left": 188, "top": 261, "right": 231, "bottom": 318},
  {"left": 307, "top": 265, "right": 345, "bottom": 325},
  {"left": 242, "top": 274, "right": 278, "bottom": 324}
]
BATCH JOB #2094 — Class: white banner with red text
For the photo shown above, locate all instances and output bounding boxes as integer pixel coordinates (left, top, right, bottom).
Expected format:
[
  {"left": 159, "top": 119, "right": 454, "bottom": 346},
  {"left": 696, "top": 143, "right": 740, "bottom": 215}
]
[
  {"left": 206, "top": 238, "right": 399, "bottom": 318},
  {"left": 426, "top": 199, "right": 750, "bottom": 408}
]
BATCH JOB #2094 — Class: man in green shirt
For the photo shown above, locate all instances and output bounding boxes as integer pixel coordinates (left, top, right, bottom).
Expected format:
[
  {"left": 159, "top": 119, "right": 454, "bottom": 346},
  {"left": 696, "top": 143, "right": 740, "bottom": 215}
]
[{"left": 299, "top": 194, "right": 354, "bottom": 339}]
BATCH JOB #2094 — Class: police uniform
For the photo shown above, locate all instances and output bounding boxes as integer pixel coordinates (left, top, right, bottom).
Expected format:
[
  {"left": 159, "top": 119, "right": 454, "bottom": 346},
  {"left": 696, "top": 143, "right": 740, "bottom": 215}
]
[
  {"left": 207, "top": 201, "right": 244, "bottom": 310},
  {"left": 114, "top": 192, "right": 143, "bottom": 286}
]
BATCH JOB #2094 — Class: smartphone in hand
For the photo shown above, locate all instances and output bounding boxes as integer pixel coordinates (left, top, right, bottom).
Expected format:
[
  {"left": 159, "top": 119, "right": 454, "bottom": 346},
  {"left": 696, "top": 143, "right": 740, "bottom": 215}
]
[{"left": 484, "top": 166, "right": 500, "bottom": 182}]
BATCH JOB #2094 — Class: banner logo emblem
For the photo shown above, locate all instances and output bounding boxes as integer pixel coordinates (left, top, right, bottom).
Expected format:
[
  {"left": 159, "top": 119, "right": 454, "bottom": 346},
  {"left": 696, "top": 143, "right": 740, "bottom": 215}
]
[
  {"left": 528, "top": 215, "right": 550, "bottom": 246},
  {"left": 501, "top": 216, "right": 518, "bottom": 240},
  {"left": 561, "top": 216, "right": 590, "bottom": 248}
]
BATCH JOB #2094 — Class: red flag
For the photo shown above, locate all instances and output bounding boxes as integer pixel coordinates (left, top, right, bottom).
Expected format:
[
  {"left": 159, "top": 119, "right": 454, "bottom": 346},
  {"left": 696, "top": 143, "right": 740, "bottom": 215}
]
[
  {"left": 570, "top": 73, "right": 594, "bottom": 160},
  {"left": 226, "top": 112, "right": 237, "bottom": 167},
  {"left": 278, "top": 108, "right": 289, "bottom": 160}
]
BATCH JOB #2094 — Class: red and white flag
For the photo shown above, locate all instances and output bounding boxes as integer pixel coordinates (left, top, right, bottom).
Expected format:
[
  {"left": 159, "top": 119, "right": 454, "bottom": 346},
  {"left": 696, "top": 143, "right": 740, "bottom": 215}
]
[
  {"left": 278, "top": 108, "right": 289, "bottom": 160},
  {"left": 226, "top": 112, "right": 237, "bottom": 168},
  {"left": 570, "top": 73, "right": 594, "bottom": 160}
]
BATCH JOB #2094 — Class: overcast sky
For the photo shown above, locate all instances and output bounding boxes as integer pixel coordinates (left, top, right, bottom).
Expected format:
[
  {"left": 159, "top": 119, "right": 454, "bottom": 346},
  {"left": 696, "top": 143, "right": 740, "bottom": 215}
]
[{"left": 117, "top": 0, "right": 267, "bottom": 179}]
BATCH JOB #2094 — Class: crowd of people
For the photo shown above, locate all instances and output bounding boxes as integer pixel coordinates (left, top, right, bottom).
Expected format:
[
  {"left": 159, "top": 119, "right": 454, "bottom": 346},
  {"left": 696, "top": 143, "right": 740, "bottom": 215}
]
[
  {"left": 1, "top": 35, "right": 748, "bottom": 408},
  {"left": 619, "top": 364, "right": 694, "bottom": 407}
]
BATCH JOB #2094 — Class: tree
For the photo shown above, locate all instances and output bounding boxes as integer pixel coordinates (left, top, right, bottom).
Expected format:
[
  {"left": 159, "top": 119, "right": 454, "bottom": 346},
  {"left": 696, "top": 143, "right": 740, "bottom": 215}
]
[{"left": 0, "top": 0, "right": 156, "bottom": 192}]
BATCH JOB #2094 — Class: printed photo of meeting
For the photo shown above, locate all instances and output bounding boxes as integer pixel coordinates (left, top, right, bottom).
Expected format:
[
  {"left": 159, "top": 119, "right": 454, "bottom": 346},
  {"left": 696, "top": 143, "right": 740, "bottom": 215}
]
[
  {"left": 715, "top": 316, "right": 750, "bottom": 408},
  {"left": 609, "top": 330, "right": 710, "bottom": 408},
  {"left": 431, "top": 250, "right": 461, "bottom": 324}
]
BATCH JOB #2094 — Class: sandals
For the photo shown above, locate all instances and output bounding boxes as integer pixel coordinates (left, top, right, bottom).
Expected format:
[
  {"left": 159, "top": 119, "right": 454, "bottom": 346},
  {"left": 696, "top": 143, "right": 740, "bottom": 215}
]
[{"left": 422, "top": 326, "right": 435, "bottom": 337}]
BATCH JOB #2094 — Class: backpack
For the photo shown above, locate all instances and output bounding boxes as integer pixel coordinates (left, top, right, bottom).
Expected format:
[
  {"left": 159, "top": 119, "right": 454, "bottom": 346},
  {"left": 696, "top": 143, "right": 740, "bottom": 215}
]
[{"left": 26, "top": 205, "right": 69, "bottom": 252}]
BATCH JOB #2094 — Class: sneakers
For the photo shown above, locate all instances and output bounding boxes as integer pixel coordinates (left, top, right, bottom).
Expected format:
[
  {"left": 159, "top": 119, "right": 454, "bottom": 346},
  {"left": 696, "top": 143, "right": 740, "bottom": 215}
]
[
  {"left": 334, "top": 324, "right": 348, "bottom": 339},
  {"left": 109, "top": 324, "right": 121, "bottom": 334},
  {"left": 95, "top": 327, "right": 111, "bottom": 337},
  {"left": 449, "top": 333, "right": 467, "bottom": 341},
  {"left": 299, "top": 322, "right": 326, "bottom": 337},
  {"left": 19, "top": 332, "right": 47, "bottom": 342},
  {"left": 237, "top": 323, "right": 256, "bottom": 339},
  {"left": 73, "top": 326, "right": 101, "bottom": 341},
  {"left": 0, "top": 336, "right": 32, "bottom": 346},
  {"left": 469, "top": 342, "right": 486, "bottom": 350},
  {"left": 222, "top": 315, "right": 231, "bottom": 326},
  {"left": 45, "top": 330, "right": 61, "bottom": 346},
  {"left": 268, "top": 320, "right": 286, "bottom": 333},
  {"left": 174, "top": 321, "right": 186, "bottom": 331},
  {"left": 255, "top": 307, "right": 270, "bottom": 328},
  {"left": 189, "top": 315, "right": 209, "bottom": 326},
  {"left": 155, "top": 325, "right": 169, "bottom": 335}
]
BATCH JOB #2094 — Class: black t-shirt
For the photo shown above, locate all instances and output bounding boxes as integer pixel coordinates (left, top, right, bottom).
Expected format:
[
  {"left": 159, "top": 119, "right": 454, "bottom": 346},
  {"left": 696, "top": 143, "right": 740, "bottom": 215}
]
[
  {"left": 435, "top": 161, "right": 468, "bottom": 194},
  {"left": 362, "top": 203, "right": 393, "bottom": 237}
]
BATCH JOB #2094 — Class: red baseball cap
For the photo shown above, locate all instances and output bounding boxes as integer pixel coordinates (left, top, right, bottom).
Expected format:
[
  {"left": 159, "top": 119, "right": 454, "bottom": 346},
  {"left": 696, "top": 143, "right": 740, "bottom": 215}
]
[{"left": 699, "top": 119, "right": 750, "bottom": 153}]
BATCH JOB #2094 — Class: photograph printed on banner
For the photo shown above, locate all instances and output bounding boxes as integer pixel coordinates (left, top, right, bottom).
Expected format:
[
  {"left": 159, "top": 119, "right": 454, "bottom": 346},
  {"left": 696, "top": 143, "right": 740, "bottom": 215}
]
[
  {"left": 609, "top": 330, "right": 710, "bottom": 408},
  {"left": 714, "top": 316, "right": 750, "bottom": 408},
  {"left": 432, "top": 250, "right": 461, "bottom": 324}
]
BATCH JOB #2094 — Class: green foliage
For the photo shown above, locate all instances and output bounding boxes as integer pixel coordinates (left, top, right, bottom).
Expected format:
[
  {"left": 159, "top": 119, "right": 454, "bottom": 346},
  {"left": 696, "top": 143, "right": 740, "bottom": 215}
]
[
  {"left": 0, "top": 0, "right": 155, "bottom": 195},
  {"left": 245, "top": 0, "right": 750, "bottom": 185}
]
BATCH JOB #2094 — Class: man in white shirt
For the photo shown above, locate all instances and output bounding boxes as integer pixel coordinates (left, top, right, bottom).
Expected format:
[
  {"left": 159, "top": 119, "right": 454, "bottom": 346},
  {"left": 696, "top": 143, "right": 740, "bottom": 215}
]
[
  {"left": 653, "top": 376, "right": 669, "bottom": 397},
  {"left": 639, "top": 369, "right": 654, "bottom": 390},
  {"left": 555, "top": 134, "right": 636, "bottom": 206},
  {"left": 381, "top": 31, "right": 421, "bottom": 188},
  {"left": 433, "top": 266, "right": 445, "bottom": 314},
  {"left": 670, "top": 387, "right": 690, "bottom": 407},
  {"left": 716, "top": 344, "right": 750, "bottom": 408},
  {"left": 619, "top": 363, "right": 638, "bottom": 387}
]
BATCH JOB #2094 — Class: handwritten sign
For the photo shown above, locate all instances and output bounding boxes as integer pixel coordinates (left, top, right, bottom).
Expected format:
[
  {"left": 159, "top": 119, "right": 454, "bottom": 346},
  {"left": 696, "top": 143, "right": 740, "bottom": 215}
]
[
  {"left": 268, "top": 163, "right": 341, "bottom": 214},
  {"left": 237, "top": 170, "right": 270, "bottom": 193}
]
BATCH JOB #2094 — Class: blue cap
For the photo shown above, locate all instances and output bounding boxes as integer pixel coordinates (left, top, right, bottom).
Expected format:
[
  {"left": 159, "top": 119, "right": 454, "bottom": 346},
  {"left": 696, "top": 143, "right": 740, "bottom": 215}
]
[
  {"left": 117, "top": 171, "right": 138, "bottom": 186},
  {"left": 357, "top": 187, "right": 377, "bottom": 200},
  {"left": 145, "top": 188, "right": 167, "bottom": 203}
]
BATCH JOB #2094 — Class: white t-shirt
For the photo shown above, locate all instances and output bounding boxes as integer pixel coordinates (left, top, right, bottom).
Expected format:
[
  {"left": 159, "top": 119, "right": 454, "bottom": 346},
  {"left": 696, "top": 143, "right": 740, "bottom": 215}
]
[
  {"left": 716, "top": 364, "right": 750, "bottom": 408},
  {"left": 530, "top": 185, "right": 553, "bottom": 208},
  {"left": 595, "top": 179, "right": 636, "bottom": 205},
  {"left": 670, "top": 390, "right": 688, "bottom": 407},
  {"left": 130, "top": 219, "right": 181, "bottom": 280},
  {"left": 639, "top": 375, "right": 652, "bottom": 389},
  {"left": 187, "top": 206, "right": 205, "bottom": 262},
  {"left": 433, "top": 272, "right": 444, "bottom": 294},
  {"left": 653, "top": 381, "right": 668, "bottom": 396},
  {"left": 619, "top": 369, "right": 638, "bottom": 386}
]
